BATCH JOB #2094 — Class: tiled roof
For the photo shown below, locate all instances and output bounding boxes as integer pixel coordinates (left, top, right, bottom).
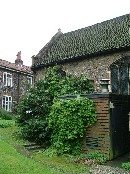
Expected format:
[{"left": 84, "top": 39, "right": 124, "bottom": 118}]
[
  {"left": 0, "top": 59, "right": 33, "bottom": 74},
  {"left": 32, "top": 13, "right": 130, "bottom": 69}
]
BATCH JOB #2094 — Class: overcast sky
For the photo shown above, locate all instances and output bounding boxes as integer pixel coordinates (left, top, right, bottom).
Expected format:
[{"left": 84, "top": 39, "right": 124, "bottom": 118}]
[{"left": 0, "top": 0, "right": 130, "bottom": 66}]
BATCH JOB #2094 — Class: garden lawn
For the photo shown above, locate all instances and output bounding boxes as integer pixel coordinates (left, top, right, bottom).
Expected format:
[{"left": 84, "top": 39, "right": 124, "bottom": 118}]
[
  {"left": 0, "top": 140, "right": 59, "bottom": 174},
  {"left": 32, "top": 151, "right": 90, "bottom": 174},
  {"left": 0, "top": 125, "right": 90, "bottom": 174}
]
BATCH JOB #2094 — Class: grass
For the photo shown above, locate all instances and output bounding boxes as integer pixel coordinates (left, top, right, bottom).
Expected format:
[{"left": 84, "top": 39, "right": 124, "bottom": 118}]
[
  {"left": 0, "top": 126, "right": 59, "bottom": 174},
  {"left": 0, "top": 119, "right": 15, "bottom": 128},
  {"left": 0, "top": 141, "right": 59, "bottom": 174},
  {"left": 0, "top": 124, "right": 90, "bottom": 174},
  {"left": 32, "top": 152, "right": 90, "bottom": 174}
]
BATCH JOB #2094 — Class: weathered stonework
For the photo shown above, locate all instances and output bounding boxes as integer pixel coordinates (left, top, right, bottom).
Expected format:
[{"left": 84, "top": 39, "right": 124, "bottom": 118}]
[
  {"left": 31, "top": 14, "right": 130, "bottom": 159},
  {"left": 33, "top": 50, "right": 130, "bottom": 92},
  {"left": 31, "top": 14, "right": 130, "bottom": 93},
  {"left": 0, "top": 54, "right": 33, "bottom": 112}
]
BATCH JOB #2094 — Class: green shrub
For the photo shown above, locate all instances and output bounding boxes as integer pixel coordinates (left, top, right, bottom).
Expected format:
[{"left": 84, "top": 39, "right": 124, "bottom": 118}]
[
  {"left": 0, "top": 119, "right": 15, "bottom": 128},
  {"left": 17, "top": 65, "right": 94, "bottom": 145},
  {"left": 17, "top": 86, "right": 52, "bottom": 144},
  {"left": 122, "top": 162, "right": 130, "bottom": 171},
  {"left": 49, "top": 98, "right": 97, "bottom": 155},
  {"left": 20, "top": 118, "right": 51, "bottom": 144},
  {"left": 60, "top": 75, "right": 94, "bottom": 95},
  {"left": 0, "top": 108, "right": 13, "bottom": 120}
]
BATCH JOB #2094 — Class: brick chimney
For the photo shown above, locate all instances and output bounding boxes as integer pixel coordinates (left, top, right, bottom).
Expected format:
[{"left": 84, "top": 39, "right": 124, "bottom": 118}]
[{"left": 15, "top": 51, "right": 23, "bottom": 66}]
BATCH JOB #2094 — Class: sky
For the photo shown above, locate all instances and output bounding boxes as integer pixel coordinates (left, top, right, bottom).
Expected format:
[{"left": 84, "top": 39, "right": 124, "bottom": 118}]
[{"left": 0, "top": 0, "right": 130, "bottom": 66}]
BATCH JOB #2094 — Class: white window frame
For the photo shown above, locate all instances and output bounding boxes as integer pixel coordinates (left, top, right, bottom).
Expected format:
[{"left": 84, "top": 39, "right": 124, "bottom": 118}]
[
  {"left": 2, "top": 96, "right": 12, "bottom": 111},
  {"left": 3, "top": 72, "right": 12, "bottom": 87},
  {"left": 107, "top": 70, "right": 111, "bottom": 92}
]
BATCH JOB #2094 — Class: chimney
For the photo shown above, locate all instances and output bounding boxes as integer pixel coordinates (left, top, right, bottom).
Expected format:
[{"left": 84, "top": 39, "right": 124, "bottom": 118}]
[
  {"left": 58, "top": 28, "right": 61, "bottom": 32},
  {"left": 15, "top": 51, "right": 23, "bottom": 66}
]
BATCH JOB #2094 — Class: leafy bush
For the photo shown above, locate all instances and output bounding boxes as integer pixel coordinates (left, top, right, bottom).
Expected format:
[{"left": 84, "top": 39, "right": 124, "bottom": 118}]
[
  {"left": 0, "top": 119, "right": 15, "bottom": 128},
  {"left": 17, "top": 65, "right": 94, "bottom": 145},
  {"left": 17, "top": 82, "right": 52, "bottom": 144},
  {"left": 49, "top": 98, "right": 97, "bottom": 155},
  {"left": 19, "top": 119, "right": 51, "bottom": 144},
  {"left": 41, "top": 65, "right": 94, "bottom": 97},
  {"left": 86, "top": 151, "right": 108, "bottom": 164},
  {"left": 122, "top": 162, "right": 130, "bottom": 171},
  {"left": 60, "top": 75, "right": 94, "bottom": 95},
  {"left": 0, "top": 108, "right": 13, "bottom": 120}
]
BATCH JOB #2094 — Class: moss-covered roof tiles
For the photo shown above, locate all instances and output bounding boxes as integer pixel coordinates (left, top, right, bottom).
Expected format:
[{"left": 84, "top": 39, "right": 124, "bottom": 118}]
[{"left": 32, "top": 14, "right": 130, "bottom": 68}]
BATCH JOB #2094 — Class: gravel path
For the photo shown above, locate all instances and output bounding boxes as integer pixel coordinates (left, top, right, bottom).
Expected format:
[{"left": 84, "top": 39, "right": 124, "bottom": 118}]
[{"left": 89, "top": 165, "right": 130, "bottom": 174}]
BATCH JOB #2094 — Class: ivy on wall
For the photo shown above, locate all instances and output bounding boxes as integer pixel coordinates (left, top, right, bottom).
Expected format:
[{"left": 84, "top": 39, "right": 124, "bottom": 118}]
[{"left": 49, "top": 98, "right": 97, "bottom": 155}]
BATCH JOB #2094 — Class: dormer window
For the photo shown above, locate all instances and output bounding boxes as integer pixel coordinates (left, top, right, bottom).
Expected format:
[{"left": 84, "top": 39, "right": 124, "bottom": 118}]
[{"left": 3, "top": 72, "right": 12, "bottom": 87}]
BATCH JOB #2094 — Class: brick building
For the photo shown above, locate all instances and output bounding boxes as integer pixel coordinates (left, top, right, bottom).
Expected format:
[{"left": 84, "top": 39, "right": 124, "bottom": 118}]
[
  {"left": 31, "top": 13, "right": 130, "bottom": 94},
  {"left": 0, "top": 51, "right": 33, "bottom": 112}
]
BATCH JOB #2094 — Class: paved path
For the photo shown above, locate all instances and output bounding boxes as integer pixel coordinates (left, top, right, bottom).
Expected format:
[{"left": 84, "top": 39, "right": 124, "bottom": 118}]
[{"left": 90, "top": 165, "right": 129, "bottom": 174}]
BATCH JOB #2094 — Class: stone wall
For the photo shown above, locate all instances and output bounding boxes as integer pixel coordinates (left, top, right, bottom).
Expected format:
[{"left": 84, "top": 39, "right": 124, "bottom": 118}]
[
  {"left": 34, "top": 50, "right": 130, "bottom": 92},
  {"left": 0, "top": 67, "right": 33, "bottom": 111},
  {"left": 12, "top": 72, "right": 31, "bottom": 102}
]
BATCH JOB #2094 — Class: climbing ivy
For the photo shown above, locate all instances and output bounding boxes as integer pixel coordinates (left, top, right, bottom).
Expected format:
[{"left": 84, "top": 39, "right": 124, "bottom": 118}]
[{"left": 49, "top": 97, "right": 97, "bottom": 155}]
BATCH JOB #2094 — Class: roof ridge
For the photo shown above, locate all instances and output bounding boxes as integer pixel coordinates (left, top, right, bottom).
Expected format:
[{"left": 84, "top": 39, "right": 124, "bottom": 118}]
[
  {"left": 37, "top": 29, "right": 63, "bottom": 56},
  {"left": 63, "top": 13, "right": 130, "bottom": 35},
  {"left": 32, "top": 13, "right": 130, "bottom": 68}
]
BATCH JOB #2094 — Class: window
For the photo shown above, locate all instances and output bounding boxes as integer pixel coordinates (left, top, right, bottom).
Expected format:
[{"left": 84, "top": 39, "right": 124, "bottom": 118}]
[
  {"left": 26, "top": 76, "right": 33, "bottom": 91},
  {"left": 3, "top": 72, "right": 12, "bottom": 87},
  {"left": 2, "top": 96, "right": 12, "bottom": 111},
  {"left": 27, "top": 76, "right": 32, "bottom": 86}
]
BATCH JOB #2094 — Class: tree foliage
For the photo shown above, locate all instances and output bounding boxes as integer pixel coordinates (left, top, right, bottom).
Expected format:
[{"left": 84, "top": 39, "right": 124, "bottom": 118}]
[{"left": 17, "top": 65, "right": 95, "bottom": 146}]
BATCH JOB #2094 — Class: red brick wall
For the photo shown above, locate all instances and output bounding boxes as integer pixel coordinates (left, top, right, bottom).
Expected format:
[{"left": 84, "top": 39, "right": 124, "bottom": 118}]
[{"left": 84, "top": 97, "right": 112, "bottom": 159}]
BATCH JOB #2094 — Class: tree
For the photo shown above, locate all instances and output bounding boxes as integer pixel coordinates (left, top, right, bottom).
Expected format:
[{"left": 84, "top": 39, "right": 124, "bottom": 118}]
[{"left": 17, "top": 65, "right": 94, "bottom": 145}]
